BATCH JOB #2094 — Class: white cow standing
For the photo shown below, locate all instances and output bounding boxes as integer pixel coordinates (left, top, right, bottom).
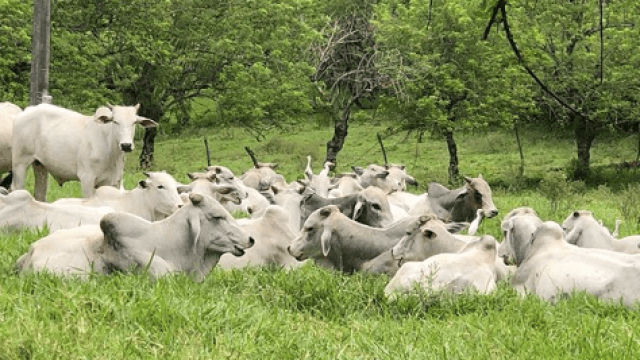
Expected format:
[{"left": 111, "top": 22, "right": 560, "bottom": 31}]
[
  {"left": 0, "top": 102, "right": 22, "bottom": 186},
  {"left": 11, "top": 103, "right": 157, "bottom": 201}
]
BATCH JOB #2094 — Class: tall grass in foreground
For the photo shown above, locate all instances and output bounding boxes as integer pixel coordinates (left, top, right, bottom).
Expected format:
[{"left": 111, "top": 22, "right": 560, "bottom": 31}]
[{"left": 2, "top": 123, "right": 640, "bottom": 359}]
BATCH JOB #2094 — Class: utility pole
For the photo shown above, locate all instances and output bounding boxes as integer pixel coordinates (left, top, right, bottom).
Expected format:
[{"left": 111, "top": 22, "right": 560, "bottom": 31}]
[{"left": 30, "top": 0, "right": 51, "bottom": 106}]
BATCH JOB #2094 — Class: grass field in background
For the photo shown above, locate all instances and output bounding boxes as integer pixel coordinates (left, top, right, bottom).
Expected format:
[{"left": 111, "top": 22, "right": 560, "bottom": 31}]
[{"left": 2, "top": 121, "right": 640, "bottom": 359}]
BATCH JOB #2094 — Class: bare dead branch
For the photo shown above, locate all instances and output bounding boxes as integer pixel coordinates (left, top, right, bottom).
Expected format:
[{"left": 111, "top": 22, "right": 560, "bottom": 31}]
[
  {"left": 484, "top": 1, "right": 588, "bottom": 119},
  {"left": 377, "top": 133, "right": 388, "bottom": 165},
  {"left": 244, "top": 147, "right": 259, "bottom": 168}
]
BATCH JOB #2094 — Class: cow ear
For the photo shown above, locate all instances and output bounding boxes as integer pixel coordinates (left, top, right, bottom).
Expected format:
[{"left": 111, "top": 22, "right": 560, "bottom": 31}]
[
  {"left": 573, "top": 211, "right": 580, "bottom": 218},
  {"left": 138, "top": 180, "right": 148, "bottom": 189},
  {"left": 134, "top": 103, "right": 141, "bottom": 111},
  {"left": 352, "top": 202, "right": 364, "bottom": 221},
  {"left": 187, "top": 173, "right": 197, "bottom": 181},
  {"left": 446, "top": 221, "right": 469, "bottom": 234},
  {"left": 214, "top": 167, "right": 222, "bottom": 174},
  {"left": 501, "top": 219, "right": 513, "bottom": 232},
  {"left": 455, "top": 188, "right": 469, "bottom": 200},
  {"left": 94, "top": 107, "right": 113, "bottom": 123},
  {"left": 400, "top": 165, "right": 406, "bottom": 170},
  {"left": 320, "top": 226, "right": 332, "bottom": 256},
  {"left": 463, "top": 176, "right": 472, "bottom": 184},
  {"left": 352, "top": 166, "right": 365, "bottom": 176},
  {"left": 135, "top": 116, "right": 159, "bottom": 128},
  {"left": 176, "top": 184, "right": 190, "bottom": 194},
  {"left": 207, "top": 173, "right": 217, "bottom": 182},
  {"left": 188, "top": 212, "right": 202, "bottom": 252}
]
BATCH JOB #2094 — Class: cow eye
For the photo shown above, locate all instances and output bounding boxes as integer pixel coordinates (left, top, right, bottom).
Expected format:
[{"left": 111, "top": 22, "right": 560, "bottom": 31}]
[
  {"left": 372, "top": 204, "right": 381, "bottom": 210},
  {"left": 157, "top": 185, "right": 165, "bottom": 189},
  {"left": 474, "top": 192, "right": 482, "bottom": 200}
]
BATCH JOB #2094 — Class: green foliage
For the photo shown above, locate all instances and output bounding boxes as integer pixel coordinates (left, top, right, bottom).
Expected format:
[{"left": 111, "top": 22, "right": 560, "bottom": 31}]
[
  {"left": 619, "top": 184, "right": 640, "bottom": 223},
  {"left": 375, "top": 0, "right": 536, "bottom": 135},
  {"left": 0, "top": 0, "right": 31, "bottom": 106}
]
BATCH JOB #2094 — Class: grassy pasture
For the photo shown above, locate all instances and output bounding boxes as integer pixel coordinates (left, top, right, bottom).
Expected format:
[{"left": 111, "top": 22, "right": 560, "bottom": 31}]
[{"left": 2, "top": 121, "right": 640, "bottom": 359}]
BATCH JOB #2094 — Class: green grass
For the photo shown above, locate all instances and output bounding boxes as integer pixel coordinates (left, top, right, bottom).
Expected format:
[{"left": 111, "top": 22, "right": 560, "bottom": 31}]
[{"left": 2, "top": 121, "right": 640, "bottom": 359}]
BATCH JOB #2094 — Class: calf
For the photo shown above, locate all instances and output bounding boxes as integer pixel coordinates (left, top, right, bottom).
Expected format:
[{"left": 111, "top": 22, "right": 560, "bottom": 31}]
[
  {"left": 411, "top": 175, "right": 498, "bottom": 222},
  {"left": 1, "top": 190, "right": 113, "bottom": 232},
  {"left": 0, "top": 102, "right": 22, "bottom": 188},
  {"left": 385, "top": 236, "right": 501, "bottom": 298},
  {"left": 218, "top": 206, "right": 302, "bottom": 269},
  {"left": 562, "top": 210, "right": 640, "bottom": 254},
  {"left": 509, "top": 221, "right": 640, "bottom": 307},
  {"left": 100, "top": 193, "right": 254, "bottom": 280},
  {"left": 288, "top": 205, "right": 419, "bottom": 273},
  {"left": 54, "top": 171, "right": 183, "bottom": 221}
]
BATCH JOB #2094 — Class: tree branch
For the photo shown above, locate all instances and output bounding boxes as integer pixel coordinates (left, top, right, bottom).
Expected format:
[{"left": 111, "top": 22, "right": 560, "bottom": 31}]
[{"left": 484, "top": 1, "right": 588, "bottom": 119}]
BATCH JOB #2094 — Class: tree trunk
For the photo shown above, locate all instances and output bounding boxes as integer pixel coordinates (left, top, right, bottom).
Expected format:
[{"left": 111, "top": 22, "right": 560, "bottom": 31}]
[
  {"left": 30, "top": 0, "right": 50, "bottom": 105},
  {"left": 514, "top": 120, "right": 525, "bottom": 177},
  {"left": 122, "top": 63, "right": 165, "bottom": 169},
  {"left": 444, "top": 131, "right": 459, "bottom": 183},
  {"left": 574, "top": 117, "right": 596, "bottom": 179},
  {"left": 325, "top": 103, "right": 352, "bottom": 168},
  {"left": 139, "top": 127, "right": 157, "bottom": 169}
]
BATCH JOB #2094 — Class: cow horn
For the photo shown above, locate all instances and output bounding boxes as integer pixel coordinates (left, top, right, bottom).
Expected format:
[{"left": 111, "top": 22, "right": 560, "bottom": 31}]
[
  {"left": 463, "top": 176, "right": 472, "bottom": 183},
  {"left": 106, "top": 103, "right": 114, "bottom": 110},
  {"left": 135, "top": 103, "right": 141, "bottom": 111}
]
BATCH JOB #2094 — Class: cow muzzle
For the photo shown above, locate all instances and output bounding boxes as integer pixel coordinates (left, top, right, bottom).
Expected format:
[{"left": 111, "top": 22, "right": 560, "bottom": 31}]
[
  {"left": 232, "top": 245, "right": 246, "bottom": 257},
  {"left": 484, "top": 208, "right": 499, "bottom": 218},
  {"left": 287, "top": 245, "right": 307, "bottom": 261},
  {"left": 120, "top": 143, "right": 133, "bottom": 152}
]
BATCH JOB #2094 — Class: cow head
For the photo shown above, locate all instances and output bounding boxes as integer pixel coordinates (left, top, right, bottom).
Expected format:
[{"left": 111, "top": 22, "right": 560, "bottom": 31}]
[
  {"left": 0, "top": 189, "right": 34, "bottom": 206},
  {"left": 353, "top": 187, "right": 394, "bottom": 228},
  {"left": 188, "top": 193, "right": 254, "bottom": 256},
  {"left": 354, "top": 164, "right": 402, "bottom": 194},
  {"left": 451, "top": 175, "right": 498, "bottom": 221},
  {"left": 94, "top": 103, "right": 158, "bottom": 153},
  {"left": 137, "top": 171, "right": 183, "bottom": 220},
  {"left": 561, "top": 210, "right": 592, "bottom": 234},
  {"left": 499, "top": 211, "right": 542, "bottom": 266},
  {"left": 206, "top": 166, "right": 249, "bottom": 199},
  {"left": 391, "top": 215, "right": 468, "bottom": 267},
  {"left": 288, "top": 205, "right": 337, "bottom": 260},
  {"left": 385, "top": 164, "right": 419, "bottom": 189}
]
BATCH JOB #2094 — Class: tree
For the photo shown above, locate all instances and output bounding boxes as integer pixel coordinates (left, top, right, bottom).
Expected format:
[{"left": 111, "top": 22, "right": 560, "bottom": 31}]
[
  {"left": 0, "top": 0, "right": 31, "bottom": 106},
  {"left": 484, "top": 0, "right": 640, "bottom": 178},
  {"left": 48, "top": 0, "right": 318, "bottom": 167},
  {"left": 376, "top": 0, "right": 535, "bottom": 182},
  {"left": 309, "top": 0, "right": 405, "bottom": 168}
]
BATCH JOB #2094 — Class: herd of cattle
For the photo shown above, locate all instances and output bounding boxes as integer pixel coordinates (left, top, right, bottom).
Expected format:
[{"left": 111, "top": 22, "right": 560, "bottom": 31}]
[{"left": 2, "top": 102, "right": 640, "bottom": 307}]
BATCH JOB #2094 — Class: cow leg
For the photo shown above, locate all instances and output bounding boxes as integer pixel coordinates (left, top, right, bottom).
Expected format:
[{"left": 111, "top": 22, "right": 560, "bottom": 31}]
[
  {"left": 79, "top": 174, "right": 97, "bottom": 198},
  {"left": 134, "top": 251, "right": 175, "bottom": 278},
  {"left": 33, "top": 163, "right": 49, "bottom": 202},
  {"left": 10, "top": 160, "right": 29, "bottom": 191}
]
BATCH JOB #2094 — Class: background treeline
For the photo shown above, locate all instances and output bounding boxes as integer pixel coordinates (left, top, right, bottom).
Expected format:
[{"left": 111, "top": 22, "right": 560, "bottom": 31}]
[{"left": 1, "top": 0, "right": 640, "bottom": 179}]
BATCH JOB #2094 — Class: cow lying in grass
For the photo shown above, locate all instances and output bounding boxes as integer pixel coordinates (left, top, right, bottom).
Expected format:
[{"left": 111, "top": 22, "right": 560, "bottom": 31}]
[
  {"left": 16, "top": 194, "right": 254, "bottom": 280},
  {"left": 1, "top": 190, "right": 114, "bottom": 232}
]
